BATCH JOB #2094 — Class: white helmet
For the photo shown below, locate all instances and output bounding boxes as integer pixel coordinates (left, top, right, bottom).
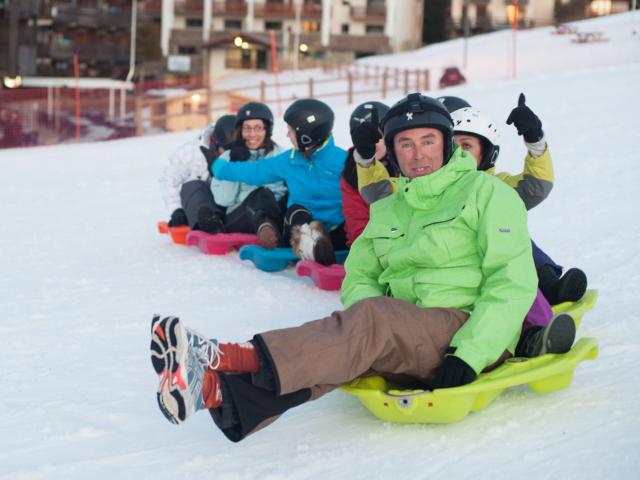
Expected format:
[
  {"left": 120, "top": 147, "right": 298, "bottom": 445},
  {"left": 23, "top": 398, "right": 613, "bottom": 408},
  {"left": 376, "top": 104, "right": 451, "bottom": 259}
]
[{"left": 450, "top": 107, "right": 500, "bottom": 170}]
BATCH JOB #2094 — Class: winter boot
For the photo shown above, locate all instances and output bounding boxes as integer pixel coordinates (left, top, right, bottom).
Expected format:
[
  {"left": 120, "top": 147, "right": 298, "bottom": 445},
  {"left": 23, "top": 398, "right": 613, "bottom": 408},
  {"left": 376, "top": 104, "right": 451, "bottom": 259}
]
[
  {"left": 256, "top": 218, "right": 280, "bottom": 250},
  {"left": 553, "top": 268, "right": 587, "bottom": 304},
  {"left": 515, "top": 313, "right": 576, "bottom": 358},
  {"left": 197, "top": 206, "right": 225, "bottom": 234},
  {"left": 150, "top": 315, "right": 223, "bottom": 424},
  {"left": 290, "top": 221, "right": 336, "bottom": 266}
]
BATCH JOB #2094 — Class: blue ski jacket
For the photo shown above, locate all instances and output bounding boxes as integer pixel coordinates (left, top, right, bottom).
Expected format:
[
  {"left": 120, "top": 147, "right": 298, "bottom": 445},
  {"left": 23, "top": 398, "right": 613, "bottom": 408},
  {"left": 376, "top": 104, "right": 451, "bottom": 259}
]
[{"left": 212, "top": 136, "right": 347, "bottom": 228}]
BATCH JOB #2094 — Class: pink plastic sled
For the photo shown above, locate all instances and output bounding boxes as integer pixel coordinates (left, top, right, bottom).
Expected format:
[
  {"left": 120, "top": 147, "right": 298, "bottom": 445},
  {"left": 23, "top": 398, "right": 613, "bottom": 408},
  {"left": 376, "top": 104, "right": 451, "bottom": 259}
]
[
  {"left": 296, "top": 260, "right": 346, "bottom": 291},
  {"left": 186, "top": 231, "right": 259, "bottom": 255}
]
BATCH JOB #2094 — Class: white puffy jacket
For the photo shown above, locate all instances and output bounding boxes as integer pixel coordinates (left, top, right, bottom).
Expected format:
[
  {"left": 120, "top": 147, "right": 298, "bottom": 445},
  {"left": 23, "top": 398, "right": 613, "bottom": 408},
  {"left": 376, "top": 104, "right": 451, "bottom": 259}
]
[{"left": 159, "top": 129, "right": 212, "bottom": 215}]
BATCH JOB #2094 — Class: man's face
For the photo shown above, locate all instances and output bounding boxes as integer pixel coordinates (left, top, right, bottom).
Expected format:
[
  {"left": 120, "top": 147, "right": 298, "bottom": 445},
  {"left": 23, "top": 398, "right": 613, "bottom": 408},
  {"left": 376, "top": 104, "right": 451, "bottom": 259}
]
[
  {"left": 454, "top": 134, "right": 483, "bottom": 168},
  {"left": 286, "top": 125, "right": 299, "bottom": 150},
  {"left": 393, "top": 127, "right": 445, "bottom": 178}
]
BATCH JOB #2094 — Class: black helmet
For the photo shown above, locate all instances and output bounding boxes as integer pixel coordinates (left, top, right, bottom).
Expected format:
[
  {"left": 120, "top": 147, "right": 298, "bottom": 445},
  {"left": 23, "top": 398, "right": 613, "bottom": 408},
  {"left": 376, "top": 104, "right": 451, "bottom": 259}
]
[
  {"left": 436, "top": 95, "right": 471, "bottom": 114},
  {"left": 284, "top": 98, "right": 334, "bottom": 154},
  {"left": 236, "top": 102, "right": 274, "bottom": 136},
  {"left": 213, "top": 114, "right": 237, "bottom": 150},
  {"left": 382, "top": 92, "right": 455, "bottom": 164},
  {"left": 349, "top": 101, "right": 389, "bottom": 132}
]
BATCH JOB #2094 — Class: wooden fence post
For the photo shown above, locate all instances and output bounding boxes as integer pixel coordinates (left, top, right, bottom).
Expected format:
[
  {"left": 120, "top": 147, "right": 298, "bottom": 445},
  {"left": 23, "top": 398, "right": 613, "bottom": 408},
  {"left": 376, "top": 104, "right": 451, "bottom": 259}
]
[
  {"left": 260, "top": 81, "right": 266, "bottom": 102},
  {"left": 375, "top": 65, "right": 380, "bottom": 84},
  {"left": 415, "top": 69, "right": 421, "bottom": 92},
  {"left": 364, "top": 64, "right": 369, "bottom": 84},
  {"left": 403, "top": 69, "right": 409, "bottom": 94},
  {"left": 347, "top": 72, "right": 353, "bottom": 105},
  {"left": 394, "top": 68, "right": 399, "bottom": 89},
  {"left": 135, "top": 94, "right": 143, "bottom": 137},
  {"left": 308, "top": 77, "right": 314, "bottom": 98},
  {"left": 381, "top": 69, "right": 388, "bottom": 99},
  {"left": 423, "top": 69, "right": 430, "bottom": 91}
]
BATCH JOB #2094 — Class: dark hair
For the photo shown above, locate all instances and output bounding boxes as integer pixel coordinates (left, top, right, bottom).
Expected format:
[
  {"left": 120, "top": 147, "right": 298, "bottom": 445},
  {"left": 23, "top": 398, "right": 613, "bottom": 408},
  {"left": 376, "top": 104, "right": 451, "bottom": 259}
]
[{"left": 234, "top": 119, "right": 277, "bottom": 154}]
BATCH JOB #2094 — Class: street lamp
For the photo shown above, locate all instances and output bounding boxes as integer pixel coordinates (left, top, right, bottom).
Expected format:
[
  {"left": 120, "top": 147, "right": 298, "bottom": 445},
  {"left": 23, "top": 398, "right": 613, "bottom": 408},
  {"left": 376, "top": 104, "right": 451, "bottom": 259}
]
[
  {"left": 126, "top": 0, "right": 138, "bottom": 82},
  {"left": 293, "top": 0, "right": 302, "bottom": 74}
]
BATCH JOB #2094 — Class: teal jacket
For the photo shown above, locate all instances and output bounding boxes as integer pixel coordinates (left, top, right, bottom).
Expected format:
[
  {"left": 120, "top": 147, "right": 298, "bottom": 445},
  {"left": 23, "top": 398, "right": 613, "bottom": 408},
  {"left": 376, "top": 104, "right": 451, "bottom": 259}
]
[
  {"left": 341, "top": 148, "right": 538, "bottom": 374},
  {"left": 210, "top": 146, "right": 287, "bottom": 213},
  {"left": 212, "top": 136, "right": 347, "bottom": 228}
]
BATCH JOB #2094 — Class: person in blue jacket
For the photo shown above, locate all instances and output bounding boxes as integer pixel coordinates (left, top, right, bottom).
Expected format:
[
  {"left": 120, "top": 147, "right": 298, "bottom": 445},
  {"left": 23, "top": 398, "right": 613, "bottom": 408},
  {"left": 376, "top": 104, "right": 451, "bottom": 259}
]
[
  {"left": 211, "top": 98, "right": 348, "bottom": 265},
  {"left": 198, "top": 102, "right": 288, "bottom": 249}
]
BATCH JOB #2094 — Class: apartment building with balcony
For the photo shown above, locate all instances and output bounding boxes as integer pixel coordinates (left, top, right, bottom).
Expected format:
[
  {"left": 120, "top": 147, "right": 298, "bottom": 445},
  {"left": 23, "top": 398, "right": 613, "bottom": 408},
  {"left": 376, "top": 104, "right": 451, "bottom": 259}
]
[
  {"left": 164, "top": 0, "right": 425, "bottom": 77},
  {"left": 449, "top": 0, "right": 631, "bottom": 34},
  {"left": 1, "top": 0, "right": 162, "bottom": 81}
]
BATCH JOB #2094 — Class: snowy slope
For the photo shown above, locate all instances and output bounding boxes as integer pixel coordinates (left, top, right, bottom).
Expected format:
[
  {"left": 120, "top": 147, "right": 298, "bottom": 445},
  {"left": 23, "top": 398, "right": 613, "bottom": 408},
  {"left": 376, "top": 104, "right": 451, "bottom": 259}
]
[{"left": 1, "top": 12, "right": 640, "bottom": 480}]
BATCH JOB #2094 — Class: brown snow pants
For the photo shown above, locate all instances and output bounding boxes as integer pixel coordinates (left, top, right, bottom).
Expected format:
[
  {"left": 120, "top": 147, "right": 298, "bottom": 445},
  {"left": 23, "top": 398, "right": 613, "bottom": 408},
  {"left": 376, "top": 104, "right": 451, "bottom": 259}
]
[{"left": 210, "top": 296, "right": 468, "bottom": 442}]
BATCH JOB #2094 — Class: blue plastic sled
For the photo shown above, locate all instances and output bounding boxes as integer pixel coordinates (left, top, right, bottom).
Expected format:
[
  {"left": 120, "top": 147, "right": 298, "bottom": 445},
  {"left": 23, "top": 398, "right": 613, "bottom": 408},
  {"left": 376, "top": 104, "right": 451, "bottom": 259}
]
[{"left": 238, "top": 245, "right": 349, "bottom": 272}]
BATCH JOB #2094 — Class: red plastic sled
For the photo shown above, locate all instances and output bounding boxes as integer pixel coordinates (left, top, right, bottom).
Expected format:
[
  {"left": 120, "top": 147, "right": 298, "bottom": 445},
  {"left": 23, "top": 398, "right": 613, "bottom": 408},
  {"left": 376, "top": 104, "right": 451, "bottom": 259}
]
[
  {"left": 157, "top": 221, "right": 190, "bottom": 245},
  {"left": 186, "top": 231, "right": 259, "bottom": 255},
  {"left": 296, "top": 260, "right": 346, "bottom": 291}
]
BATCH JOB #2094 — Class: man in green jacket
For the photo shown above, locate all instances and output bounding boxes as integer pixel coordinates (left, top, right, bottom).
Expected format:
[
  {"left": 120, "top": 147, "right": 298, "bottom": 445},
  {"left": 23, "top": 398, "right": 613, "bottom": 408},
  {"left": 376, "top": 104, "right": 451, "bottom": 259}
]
[{"left": 149, "top": 94, "right": 546, "bottom": 443}]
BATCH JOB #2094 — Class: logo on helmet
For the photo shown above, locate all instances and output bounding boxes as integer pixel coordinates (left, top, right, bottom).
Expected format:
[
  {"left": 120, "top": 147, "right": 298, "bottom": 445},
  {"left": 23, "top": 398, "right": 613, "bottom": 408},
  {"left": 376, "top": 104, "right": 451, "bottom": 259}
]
[
  {"left": 405, "top": 112, "right": 413, "bottom": 121},
  {"left": 306, "top": 115, "right": 316, "bottom": 123}
]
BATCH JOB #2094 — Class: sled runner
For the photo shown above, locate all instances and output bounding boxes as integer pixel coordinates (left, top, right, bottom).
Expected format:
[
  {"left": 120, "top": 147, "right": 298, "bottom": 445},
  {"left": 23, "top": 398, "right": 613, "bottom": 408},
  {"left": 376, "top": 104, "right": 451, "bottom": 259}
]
[
  {"left": 342, "top": 289, "right": 599, "bottom": 424},
  {"left": 239, "top": 245, "right": 349, "bottom": 273},
  {"left": 186, "top": 231, "right": 259, "bottom": 255},
  {"left": 296, "top": 260, "right": 346, "bottom": 291},
  {"left": 157, "top": 221, "right": 190, "bottom": 245}
]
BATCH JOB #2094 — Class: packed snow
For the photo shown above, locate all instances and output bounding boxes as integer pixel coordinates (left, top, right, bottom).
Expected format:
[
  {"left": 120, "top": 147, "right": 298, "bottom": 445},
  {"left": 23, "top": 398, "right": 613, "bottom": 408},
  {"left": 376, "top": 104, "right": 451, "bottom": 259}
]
[{"left": 1, "top": 11, "right": 639, "bottom": 480}]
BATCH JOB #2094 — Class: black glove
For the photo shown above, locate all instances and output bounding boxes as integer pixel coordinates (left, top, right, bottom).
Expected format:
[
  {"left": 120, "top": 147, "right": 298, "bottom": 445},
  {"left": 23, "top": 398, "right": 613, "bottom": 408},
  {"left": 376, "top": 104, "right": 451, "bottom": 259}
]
[
  {"left": 350, "top": 121, "right": 382, "bottom": 160},
  {"left": 199, "top": 146, "right": 218, "bottom": 174},
  {"left": 506, "top": 93, "right": 543, "bottom": 143},
  {"left": 229, "top": 140, "right": 251, "bottom": 162},
  {"left": 431, "top": 355, "right": 477, "bottom": 389},
  {"left": 168, "top": 208, "right": 188, "bottom": 227}
]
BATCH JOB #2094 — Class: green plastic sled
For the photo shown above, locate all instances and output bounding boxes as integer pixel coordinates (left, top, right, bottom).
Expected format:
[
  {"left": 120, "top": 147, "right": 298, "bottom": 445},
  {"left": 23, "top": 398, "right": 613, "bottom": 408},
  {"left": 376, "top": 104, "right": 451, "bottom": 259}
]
[{"left": 341, "top": 290, "right": 599, "bottom": 424}]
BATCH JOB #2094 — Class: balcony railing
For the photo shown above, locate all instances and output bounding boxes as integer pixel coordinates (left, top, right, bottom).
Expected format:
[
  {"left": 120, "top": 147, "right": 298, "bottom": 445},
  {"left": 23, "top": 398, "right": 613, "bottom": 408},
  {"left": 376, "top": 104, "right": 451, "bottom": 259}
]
[
  {"left": 213, "top": 1, "right": 249, "bottom": 16},
  {"left": 254, "top": 2, "right": 322, "bottom": 19},
  {"left": 350, "top": 4, "right": 386, "bottom": 22},
  {"left": 50, "top": 5, "right": 130, "bottom": 29}
]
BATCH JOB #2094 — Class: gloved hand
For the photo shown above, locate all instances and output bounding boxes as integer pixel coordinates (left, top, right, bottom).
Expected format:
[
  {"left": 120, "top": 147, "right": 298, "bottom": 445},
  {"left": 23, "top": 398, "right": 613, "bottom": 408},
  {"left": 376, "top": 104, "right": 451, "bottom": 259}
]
[
  {"left": 229, "top": 140, "right": 251, "bottom": 162},
  {"left": 199, "top": 146, "right": 218, "bottom": 174},
  {"left": 351, "top": 121, "right": 382, "bottom": 162},
  {"left": 168, "top": 208, "right": 188, "bottom": 227},
  {"left": 431, "top": 355, "right": 477, "bottom": 389},
  {"left": 506, "top": 93, "right": 543, "bottom": 143}
]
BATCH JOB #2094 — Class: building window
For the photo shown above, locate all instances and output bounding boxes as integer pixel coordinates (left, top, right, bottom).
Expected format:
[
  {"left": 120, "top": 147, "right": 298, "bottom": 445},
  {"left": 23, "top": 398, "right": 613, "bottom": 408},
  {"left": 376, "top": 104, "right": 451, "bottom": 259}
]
[
  {"left": 365, "top": 24, "right": 384, "bottom": 35},
  {"left": 265, "top": 21, "right": 282, "bottom": 30},
  {"left": 224, "top": 19, "right": 242, "bottom": 30},
  {"left": 302, "top": 20, "right": 320, "bottom": 32},
  {"left": 186, "top": 18, "right": 203, "bottom": 28},
  {"left": 178, "top": 46, "right": 197, "bottom": 55},
  {"left": 341, "top": 23, "right": 349, "bottom": 34}
]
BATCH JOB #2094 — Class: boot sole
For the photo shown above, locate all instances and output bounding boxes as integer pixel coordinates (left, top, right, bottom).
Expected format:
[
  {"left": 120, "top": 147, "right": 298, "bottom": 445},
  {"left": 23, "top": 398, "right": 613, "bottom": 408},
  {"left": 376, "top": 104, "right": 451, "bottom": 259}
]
[
  {"left": 555, "top": 268, "right": 588, "bottom": 303},
  {"left": 539, "top": 313, "right": 576, "bottom": 355},
  {"left": 150, "top": 315, "right": 194, "bottom": 424}
]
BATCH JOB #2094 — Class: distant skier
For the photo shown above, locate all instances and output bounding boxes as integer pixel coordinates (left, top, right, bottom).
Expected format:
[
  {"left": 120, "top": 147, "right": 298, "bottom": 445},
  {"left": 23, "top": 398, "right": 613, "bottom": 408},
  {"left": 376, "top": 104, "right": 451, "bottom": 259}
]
[{"left": 150, "top": 93, "right": 576, "bottom": 442}]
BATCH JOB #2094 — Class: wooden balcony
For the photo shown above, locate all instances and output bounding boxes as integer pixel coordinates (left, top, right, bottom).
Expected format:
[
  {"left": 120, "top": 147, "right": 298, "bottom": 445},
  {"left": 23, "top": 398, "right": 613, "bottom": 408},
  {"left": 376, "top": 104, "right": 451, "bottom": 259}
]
[
  {"left": 350, "top": 4, "right": 386, "bottom": 22},
  {"left": 50, "top": 5, "right": 130, "bottom": 29},
  {"left": 253, "top": 2, "right": 322, "bottom": 19},
  {"left": 213, "top": 1, "right": 249, "bottom": 17}
]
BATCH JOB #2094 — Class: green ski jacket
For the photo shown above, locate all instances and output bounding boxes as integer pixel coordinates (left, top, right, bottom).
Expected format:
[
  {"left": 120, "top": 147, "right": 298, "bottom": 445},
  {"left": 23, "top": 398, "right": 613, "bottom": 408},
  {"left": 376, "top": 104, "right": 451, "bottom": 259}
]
[{"left": 341, "top": 148, "right": 538, "bottom": 374}]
